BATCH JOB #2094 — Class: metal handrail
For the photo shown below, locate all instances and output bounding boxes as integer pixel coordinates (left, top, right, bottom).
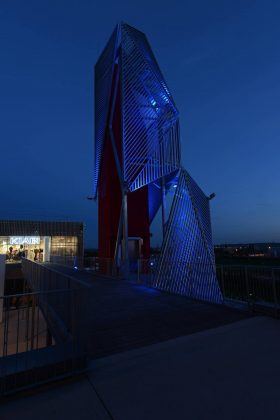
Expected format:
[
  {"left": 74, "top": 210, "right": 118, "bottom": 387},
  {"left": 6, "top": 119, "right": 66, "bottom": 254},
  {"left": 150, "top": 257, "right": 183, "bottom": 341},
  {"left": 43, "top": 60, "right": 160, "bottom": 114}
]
[{"left": 0, "top": 260, "right": 88, "bottom": 396}]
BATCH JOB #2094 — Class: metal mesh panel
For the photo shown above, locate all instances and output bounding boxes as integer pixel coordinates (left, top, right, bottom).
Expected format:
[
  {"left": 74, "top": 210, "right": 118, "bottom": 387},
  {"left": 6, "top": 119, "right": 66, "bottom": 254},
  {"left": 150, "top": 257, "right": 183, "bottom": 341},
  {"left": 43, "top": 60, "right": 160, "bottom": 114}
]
[
  {"left": 186, "top": 172, "right": 215, "bottom": 262},
  {"left": 154, "top": 169, "right": 223, "bottom": 303},
  {"left": 120, "top": 24, "right": 180, "bottom": 190},
  {"left": 94, "top": 27, "right": 118, "bottom": 197}
]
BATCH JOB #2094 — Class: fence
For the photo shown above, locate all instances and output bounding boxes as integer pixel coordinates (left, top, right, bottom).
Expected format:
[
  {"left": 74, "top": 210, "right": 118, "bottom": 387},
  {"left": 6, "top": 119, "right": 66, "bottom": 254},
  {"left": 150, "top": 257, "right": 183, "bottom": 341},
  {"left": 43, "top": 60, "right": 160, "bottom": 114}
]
[
  {"left": 217, "top": 265, "right": 280, "bottom": 316},
  {"left": 48, "top": 255, "right": 136, "bottom": 279},
  {"left": 137, "top": 259, "right": 280, "bottom": 316},
  {"left": 137, "top": 258, "right": 157, "bottom": 286},
  {"left": 84, "top": 257, "right": 121, "bottom": 277},
  {"left": 49, "top": 255, "right": 82, "bottom": 269},
  {"left": 0, "top": 259, "right": 90, "bottom": 396}
]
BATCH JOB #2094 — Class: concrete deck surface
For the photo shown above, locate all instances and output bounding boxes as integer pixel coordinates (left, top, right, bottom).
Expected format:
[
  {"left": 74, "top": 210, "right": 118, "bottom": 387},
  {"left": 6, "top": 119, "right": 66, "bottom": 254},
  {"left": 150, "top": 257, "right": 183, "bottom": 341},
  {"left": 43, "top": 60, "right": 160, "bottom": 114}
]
[
  {"left": 2, "top": 316, "right": 280, "bottom": 420},
  {"left": 43, "top": 264, "right": 249, "bottom": 359}
]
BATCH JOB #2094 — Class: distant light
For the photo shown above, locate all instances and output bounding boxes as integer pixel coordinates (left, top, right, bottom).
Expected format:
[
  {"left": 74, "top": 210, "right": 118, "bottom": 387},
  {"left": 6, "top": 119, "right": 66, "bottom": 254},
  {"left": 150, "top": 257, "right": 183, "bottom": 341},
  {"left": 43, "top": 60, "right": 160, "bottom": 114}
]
[
  {"left": 151, "top": 99, "right": 157, "bottom": 107},
  {"left": 150, "top": 262, "right": 154, "bottom": 266},
  {"left": 173, "top": 184, "right": 177, "bottom": 188},
  {"left": 268, "top": 246, "right": 271, "bottom": 249},
  {"left": 74, "top": 266, "right": 78, "bottom": 270}
]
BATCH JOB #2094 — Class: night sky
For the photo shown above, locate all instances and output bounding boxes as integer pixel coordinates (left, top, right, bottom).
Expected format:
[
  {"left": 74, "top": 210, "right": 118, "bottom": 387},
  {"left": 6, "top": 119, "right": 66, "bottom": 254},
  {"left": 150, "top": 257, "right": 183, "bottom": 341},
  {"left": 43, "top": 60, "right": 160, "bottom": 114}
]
[{"left": 0, "top": 0, "right": 279, "bottom": 248}]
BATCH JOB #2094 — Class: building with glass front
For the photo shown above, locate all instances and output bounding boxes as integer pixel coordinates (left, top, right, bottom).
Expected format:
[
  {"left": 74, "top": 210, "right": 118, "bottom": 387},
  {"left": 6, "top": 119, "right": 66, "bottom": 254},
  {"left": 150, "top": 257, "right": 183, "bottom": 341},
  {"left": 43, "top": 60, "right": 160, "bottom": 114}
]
[{"left": 0, "top": 220, "right": 84, "bottom": 264}]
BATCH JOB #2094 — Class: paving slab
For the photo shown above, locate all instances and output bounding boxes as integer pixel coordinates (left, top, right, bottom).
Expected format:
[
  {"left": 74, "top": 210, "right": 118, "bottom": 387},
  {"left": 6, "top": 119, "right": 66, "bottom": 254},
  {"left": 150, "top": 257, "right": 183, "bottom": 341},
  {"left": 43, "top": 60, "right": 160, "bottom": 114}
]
[
  {"left": 1, "top": 317, "right": 280, "bottom": 420},
  {"left": 88, "top": 316, "right": 280, "bottom": 420},
  {"left": 0, "top": 376, "right": 111, "bottom": 420}
]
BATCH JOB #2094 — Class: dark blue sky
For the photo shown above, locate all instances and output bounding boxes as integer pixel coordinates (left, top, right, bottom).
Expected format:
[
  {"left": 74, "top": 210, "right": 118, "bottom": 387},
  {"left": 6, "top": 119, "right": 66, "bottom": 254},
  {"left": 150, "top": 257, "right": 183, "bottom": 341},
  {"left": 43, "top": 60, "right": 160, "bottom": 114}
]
[{"left": 0, "top": 0, "right": 279, "bottom": 247}]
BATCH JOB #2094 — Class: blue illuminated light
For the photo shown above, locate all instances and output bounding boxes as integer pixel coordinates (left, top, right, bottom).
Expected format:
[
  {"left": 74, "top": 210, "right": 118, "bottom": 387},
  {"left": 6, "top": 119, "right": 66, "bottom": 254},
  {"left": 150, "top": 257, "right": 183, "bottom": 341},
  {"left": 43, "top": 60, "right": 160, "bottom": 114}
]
[{"left": 151, "top": 99, "right": 157, "bottom": 107}]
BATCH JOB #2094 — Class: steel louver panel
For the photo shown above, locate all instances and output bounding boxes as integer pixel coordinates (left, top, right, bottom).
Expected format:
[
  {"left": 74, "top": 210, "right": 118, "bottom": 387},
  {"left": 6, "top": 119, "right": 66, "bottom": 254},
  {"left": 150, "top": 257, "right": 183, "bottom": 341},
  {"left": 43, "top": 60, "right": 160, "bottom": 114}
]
[
  {"left": 120, "top": 24, "right": 180, "bottom": 190},
  {"left": 154, "top": 169, "right": 223, "bottom": 303},
  {"left": 186, "top": 172, "right": 215, "bottom": 262}
]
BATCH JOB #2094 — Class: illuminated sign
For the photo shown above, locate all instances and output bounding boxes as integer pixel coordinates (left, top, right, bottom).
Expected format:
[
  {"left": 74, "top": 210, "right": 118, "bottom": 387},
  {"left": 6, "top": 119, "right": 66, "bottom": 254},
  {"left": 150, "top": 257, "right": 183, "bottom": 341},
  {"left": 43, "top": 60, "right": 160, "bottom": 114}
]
[{"left": 9, "top": 237, "right": 40, "bottom": 246}]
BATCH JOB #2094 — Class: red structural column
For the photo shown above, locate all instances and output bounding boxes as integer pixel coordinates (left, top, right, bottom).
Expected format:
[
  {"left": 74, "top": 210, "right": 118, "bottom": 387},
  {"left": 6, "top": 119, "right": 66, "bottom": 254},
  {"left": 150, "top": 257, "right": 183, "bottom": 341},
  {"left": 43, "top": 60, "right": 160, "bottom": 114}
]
[{"left": 98, "top": 76, "right": 150, "bottom": 260}]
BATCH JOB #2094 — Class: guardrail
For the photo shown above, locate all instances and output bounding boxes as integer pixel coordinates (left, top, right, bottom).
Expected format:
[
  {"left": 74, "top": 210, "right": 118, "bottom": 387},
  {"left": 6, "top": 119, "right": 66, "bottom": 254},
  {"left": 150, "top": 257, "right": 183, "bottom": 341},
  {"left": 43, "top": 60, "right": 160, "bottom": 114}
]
[
  {"left": 0, "top": 259, "right": 90, "bottom": 396},
  {"left": 217, "top": 265, "right": 280, "bottom": 316},
  {"left": 48, "top": 255, "right": 133, "bottom": 278},
  {"left": 137, "top": 258, "right": 157, "bottom": 285},
  {"left": 84, "top": 257, "right": 120, "bottom": 277},
  {"left": 137, "top": 259, "right": 280, "bottom": 317},
  {"left": 49, "top": 255, "right": 83, "bottom": 269}
]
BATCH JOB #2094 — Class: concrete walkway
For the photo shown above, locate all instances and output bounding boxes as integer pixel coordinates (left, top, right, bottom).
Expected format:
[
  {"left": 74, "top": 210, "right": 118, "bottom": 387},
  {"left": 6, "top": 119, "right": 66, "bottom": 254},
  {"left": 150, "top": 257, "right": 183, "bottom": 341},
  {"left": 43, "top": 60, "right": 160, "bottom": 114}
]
[
  {"left": 2, "top": 316, "right": 280, "bottom": 419},
  {"left": 41, "top": 264, "right": 249, "bottom": 359}
]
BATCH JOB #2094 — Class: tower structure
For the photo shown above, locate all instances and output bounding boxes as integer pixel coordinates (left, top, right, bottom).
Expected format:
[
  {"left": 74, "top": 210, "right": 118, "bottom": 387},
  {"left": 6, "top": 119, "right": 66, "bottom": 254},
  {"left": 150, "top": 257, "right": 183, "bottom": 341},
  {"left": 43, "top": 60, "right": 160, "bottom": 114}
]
[{"left": 94, "top": 23, "right": 223, "bottom": 303}]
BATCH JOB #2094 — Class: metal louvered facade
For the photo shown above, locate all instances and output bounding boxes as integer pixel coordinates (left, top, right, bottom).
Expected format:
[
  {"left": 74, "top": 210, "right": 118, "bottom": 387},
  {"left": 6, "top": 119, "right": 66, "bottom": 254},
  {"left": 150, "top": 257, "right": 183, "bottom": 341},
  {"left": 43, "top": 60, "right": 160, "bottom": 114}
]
[
  {"left": 94, "top": 23, "right": 180, "bottom": 196},
  {"left": 95, "top": 23, "right": 222, "bottom": 303},
  {"left": 120, "top": 24, "right": 180, "bottom": 191},
  {"left": 153, "top": 170, "right": 223, "bottom": 303}
]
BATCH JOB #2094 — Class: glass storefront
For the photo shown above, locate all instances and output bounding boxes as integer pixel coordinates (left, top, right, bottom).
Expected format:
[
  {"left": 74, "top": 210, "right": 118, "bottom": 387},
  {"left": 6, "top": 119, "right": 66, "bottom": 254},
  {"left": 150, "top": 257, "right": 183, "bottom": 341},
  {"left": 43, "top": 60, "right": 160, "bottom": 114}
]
[
  {"left": 50, "top": 236, "right": 78, "bottom": 257},
  {"left": 0, "top": 235, "right": 78, "bottom": 263}
]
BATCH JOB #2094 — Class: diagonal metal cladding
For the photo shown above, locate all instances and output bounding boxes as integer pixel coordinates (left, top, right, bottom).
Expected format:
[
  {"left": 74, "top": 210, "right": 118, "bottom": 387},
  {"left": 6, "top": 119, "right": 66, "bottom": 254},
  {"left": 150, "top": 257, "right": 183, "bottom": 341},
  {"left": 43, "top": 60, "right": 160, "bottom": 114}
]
[
  {"left": 94, "top": 26, "right": 118, "bottom": 198},
  {"left": 186, "top": 171, "right": 216, "bottom": 263},
  {"left": 129, "top": 119, "right": 180, "bottom": 191},
  {"left": 154, "top": 168, "right": 223, "bottom": 304},
  {"left": 120, "top": 23, "right": 181, "bottom": 190}
]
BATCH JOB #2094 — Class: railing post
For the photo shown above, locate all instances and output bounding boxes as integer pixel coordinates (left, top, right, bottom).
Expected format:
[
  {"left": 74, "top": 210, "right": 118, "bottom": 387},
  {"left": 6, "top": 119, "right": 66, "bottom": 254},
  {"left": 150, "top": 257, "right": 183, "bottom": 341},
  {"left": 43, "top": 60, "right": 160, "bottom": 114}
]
[
  {"left": 3, "top": 297, "right": 9, "bottom": 357},
  {"left": 30, "top": 296, "right": 36, "bottom": 350},
  {"left": 220, "top": 265, "right": 225, "bottom": 298},
  {"left": 137, "top": 259, "right": 140, "bottom": 284},
  {"left": 272, "top": 268, "right": 278, "bottom": 318},
  {"left": 245, "top": 266, "right": 251, "bottom": 312},
  {"left": 149, "top": 259, "right": 152, "bottom": 286},
  {"left": 25, "top": 298, "right": 30, "bottom": 351}
]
